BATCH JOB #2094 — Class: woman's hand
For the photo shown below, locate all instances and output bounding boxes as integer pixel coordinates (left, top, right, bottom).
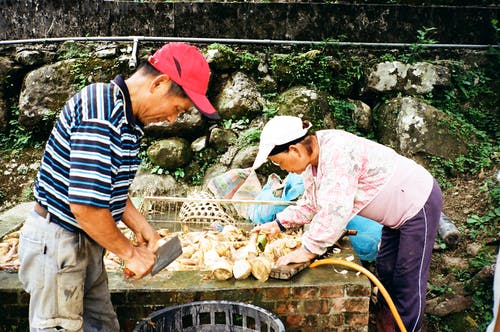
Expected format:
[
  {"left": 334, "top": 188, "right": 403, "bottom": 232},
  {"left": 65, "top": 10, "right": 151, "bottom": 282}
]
[
  {"left": 275, "top": 246, "right": 317, "bottom": 267},
  {"left": 251, "top": 220, "right": 281, "bottom": 239}
]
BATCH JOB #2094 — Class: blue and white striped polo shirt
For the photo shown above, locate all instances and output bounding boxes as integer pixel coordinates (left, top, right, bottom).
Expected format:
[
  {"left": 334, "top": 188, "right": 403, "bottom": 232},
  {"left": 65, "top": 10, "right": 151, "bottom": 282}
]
[{"left": 34, "top": 75, "right": 144, "bottom": 232}]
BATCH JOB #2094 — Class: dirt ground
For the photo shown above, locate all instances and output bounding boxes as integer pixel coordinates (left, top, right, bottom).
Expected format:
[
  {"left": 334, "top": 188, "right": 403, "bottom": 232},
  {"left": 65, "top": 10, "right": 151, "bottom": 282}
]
[{"left": 0, "top": 148, "right": 44, "bottom": 212}]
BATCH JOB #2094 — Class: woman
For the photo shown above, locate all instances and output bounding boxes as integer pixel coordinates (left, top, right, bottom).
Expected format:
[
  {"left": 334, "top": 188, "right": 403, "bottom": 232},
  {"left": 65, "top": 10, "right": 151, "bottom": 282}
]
[{"left": 252, "top": 116, "right": 442, "bottom": 332}]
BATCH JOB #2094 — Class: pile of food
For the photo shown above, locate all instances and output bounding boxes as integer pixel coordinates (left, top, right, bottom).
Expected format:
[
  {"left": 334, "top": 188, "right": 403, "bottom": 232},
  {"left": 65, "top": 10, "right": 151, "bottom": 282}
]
[
  {"left": 105, "top": 224, "right": 304, "bottom": 282},
  {"left": 0, "top": 230, "right": 19, "bottom": 273},
  {"left": 0, "top": 224, "right": 305, "bottom": 282}
]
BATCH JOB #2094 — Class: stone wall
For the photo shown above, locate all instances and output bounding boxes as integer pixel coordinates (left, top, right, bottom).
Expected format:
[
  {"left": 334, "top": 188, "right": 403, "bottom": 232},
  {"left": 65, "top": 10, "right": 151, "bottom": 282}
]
[{"left": 1, "top": 1, "right": 498, "bottom": 45}]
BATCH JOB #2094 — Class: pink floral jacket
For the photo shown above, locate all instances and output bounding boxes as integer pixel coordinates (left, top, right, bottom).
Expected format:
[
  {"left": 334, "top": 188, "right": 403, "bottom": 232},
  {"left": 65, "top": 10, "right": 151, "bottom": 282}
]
[{"left": 276, "top": 130, "right": 399, "bottom": 255}]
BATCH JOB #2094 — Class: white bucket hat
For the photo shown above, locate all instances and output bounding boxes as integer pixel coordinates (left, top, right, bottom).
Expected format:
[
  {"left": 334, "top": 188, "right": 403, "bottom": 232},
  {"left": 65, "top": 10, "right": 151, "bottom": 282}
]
[{"left": 252, "top": 116, "right": 312, "bottom": 169}]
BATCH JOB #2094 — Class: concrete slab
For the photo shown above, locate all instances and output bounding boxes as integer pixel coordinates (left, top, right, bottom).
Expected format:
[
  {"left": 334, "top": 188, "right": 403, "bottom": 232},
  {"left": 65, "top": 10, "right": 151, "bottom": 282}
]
[{"left": 0, "top": 202, "right": 33, "bottom": 239}]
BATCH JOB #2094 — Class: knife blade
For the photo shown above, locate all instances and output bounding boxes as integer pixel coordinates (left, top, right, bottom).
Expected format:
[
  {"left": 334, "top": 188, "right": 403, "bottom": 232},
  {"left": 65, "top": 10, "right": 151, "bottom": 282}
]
[
  {"left": 151, "top": 235, "right": 183, "bottom": 276},
  {"left": 123, "top": 235, "right": 183, "bottom": 278}
]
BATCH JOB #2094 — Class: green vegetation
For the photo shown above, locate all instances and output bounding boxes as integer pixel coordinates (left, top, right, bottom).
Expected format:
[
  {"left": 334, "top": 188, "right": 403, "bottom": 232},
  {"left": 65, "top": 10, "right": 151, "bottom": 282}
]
[
  {"left": 0, "top": 106, "right": 39, "bottom": 150},
  {"left": 207, "top": 43, "right": 260, "bottom": 72},
  {"left": 421, "top": 59, "right": 498, "bottom": 186},
  {"left": 466, "top": 177, "right": 500, "bottom": 241},
  {"left": 457, "top": 247, "right": 496, "bottom": 330},
  {"left": 138, "top": 152, "right": 187, "bottom": 181},
  {"left": 70, "top": 60, "right": 89, "bottom": 91},
  {"left": 58, "top": 41, "right": 92, "bottom": 60},
  {"left": 239, "top": 127, "right": 261, "bottom": 146},
  {"left": 400, "top": 26, "right": 439, "bottom": 63},
  {"left": 185, "top": 147, "right": 219, "bottom": 186}
]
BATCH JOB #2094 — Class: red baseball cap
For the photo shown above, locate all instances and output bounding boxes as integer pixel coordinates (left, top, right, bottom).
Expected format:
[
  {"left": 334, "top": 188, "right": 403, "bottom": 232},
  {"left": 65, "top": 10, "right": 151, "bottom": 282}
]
[{"left": 148, "top": 42, "right": 220, "bottom": 120}]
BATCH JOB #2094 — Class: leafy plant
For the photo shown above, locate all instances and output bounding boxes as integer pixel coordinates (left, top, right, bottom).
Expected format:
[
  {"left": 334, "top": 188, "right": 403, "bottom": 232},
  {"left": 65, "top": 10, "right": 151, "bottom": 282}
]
[
  {"left": 222, "top": 117, "right": 250, "bottom": 130},
  {"left": 428, "top": 284, "right": 454, "bottom": 297},
  {"left": 239, "top": 127, "right": 261, "bottom": 146},
  {"left": 59, "top": 41, "right": 91, "bottom": 60},
  {"left": 172, "top": 168, "right": 185, "bottom": 180},
  {"left": 328, "top": 97, "right": 356, "bottom": 130},
  {"left": 185, "top": 148, "right": 218, "bottom": 186},
  {"left": 491, "top": 18, "right": 499, "bottom": 40},
  {"left": 70, "top": 60, "right": 89, "bottom": 91},
  {"left": 237, "top": 51, "right": 260, "bottom": 71},
  {"left": 262, "top": 102, "right": 278, "bottom": 117},
  {"left": 400, "top": 26, "right": 438, "bottom": 62},
  {"left": 466, "top": 211, "right": 498, "bottom": 239},
  {"left": 20, "top": 186, "right": 34, "bottom": 202},
  {"left": 463, "top": 249, "right": 496, "bottom": 330},
  {"left": 415, "top": 26, "right": 438, "bottom": 45},
  {"left": 42, "top": 109, "right": 59, "bottom": 122},
  {"left": 379, "top": 52, "right": 397, "bottom": 62},
  {"left": 150, "top": 164, "right": 165, "bottom": 175},
  {"left": 0, "top": 106, "right": 36, "bottom": 151},
  {"left": 150, "top": 165, "right": 185, "bottom": 180}
]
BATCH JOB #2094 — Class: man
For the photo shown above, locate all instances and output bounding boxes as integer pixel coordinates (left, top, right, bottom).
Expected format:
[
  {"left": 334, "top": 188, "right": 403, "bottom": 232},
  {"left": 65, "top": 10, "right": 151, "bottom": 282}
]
[{"left": 18, "top": 42, "right": 219, "bottom": 331}]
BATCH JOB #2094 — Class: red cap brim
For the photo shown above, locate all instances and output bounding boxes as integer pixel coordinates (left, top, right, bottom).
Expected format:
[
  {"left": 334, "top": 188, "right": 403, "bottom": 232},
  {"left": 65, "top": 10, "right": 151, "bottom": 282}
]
[{"left": 185, "top": 89, "right": 220, "bottom": 120}]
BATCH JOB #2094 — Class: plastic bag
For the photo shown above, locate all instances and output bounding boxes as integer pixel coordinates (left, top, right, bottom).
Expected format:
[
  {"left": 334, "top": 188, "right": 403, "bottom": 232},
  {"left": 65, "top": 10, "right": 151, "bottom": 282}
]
[
  {"left": 206, "top": 168, "right": 262, "bottom": 219},
  {"left": 248, "top": 173, "right": 305, "bottom": 224},
  {"left": 207, "top": 168, "right": 259, "bottom": 199},
  {"left": 346, "top": 215, "right": 383, "bottom": 262}
]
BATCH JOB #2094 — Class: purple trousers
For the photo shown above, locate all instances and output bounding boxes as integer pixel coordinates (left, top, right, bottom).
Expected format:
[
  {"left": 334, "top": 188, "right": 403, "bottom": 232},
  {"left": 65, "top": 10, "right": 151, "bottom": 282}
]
[{"left": 376, "top": 178, "right": 443, "bottom": 332}]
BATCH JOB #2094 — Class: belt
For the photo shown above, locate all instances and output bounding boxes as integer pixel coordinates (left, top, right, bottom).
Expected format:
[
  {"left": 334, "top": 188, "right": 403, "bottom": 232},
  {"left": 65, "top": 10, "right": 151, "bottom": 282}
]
[{"left": 34, "top": 202, "right": 49, "bottom": 218}]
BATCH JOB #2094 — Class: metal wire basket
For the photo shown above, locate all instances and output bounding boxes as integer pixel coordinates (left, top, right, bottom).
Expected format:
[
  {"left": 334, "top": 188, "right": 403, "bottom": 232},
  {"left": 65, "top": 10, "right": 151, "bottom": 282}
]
[
  {"left": 133, "top": 300, "right": 286, "bottom": 332},
  {"left": 138, "top": 193, "right": 294, "bottom": 231}
]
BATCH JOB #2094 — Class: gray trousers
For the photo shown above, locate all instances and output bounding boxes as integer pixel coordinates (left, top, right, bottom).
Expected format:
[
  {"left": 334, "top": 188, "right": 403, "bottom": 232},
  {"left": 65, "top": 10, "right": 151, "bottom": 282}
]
[{"left": 18, "top": 210, "right": 119, "bottom": 332}]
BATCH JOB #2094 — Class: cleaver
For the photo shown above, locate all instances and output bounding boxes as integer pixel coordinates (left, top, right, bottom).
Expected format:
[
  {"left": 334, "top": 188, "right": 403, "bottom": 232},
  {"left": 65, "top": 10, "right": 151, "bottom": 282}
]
[
  {"left": 151, "top": 235, "right": 183, "bottom": 276},
  {"left": 124, "top": 235, "right": 183, "bottom": 278},
  {"left": 270, "top": 261, "right": 311, "bottom": 280}
]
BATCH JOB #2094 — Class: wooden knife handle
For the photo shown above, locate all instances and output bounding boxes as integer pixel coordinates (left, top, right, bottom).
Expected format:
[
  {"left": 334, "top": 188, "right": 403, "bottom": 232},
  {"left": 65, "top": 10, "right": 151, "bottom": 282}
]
[
  {"left": 123, "top": 267, "right": 135, "bottom": 278},
  {"left": 344, "top": 229, "right": 358, "bottom": 236},
  {"left": 123, "top": 238, "right": 165, "bottom": 278}
]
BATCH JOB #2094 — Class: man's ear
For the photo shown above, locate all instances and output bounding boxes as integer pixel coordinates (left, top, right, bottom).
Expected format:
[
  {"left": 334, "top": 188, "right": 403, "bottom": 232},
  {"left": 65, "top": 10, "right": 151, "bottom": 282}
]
[{"left": 150, "top": 74, "right": 171, "bottom": 94}]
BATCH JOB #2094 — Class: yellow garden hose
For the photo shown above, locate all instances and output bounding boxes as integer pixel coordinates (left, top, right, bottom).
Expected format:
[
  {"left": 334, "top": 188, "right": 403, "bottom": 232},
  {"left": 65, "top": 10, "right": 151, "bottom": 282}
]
[{"left": 310, "top": 258, "right": 407, "bottom": 332}]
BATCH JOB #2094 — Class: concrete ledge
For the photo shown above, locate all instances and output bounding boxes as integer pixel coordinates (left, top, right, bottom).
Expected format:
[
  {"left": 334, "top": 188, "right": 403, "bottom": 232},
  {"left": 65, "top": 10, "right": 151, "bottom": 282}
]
[
  {"left": 0, "top": 203, "right": 371, "bottom": 331},
  {"left": 0, "top": 202, "right": 33, "bottom": 239},
  {"left": 1, "top": 254, "right": 371, "bottom": 331}
]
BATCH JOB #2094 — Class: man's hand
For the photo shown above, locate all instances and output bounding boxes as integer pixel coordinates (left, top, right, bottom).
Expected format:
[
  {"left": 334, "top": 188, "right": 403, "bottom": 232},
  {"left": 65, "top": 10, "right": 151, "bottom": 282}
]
[
  {"left": 134, "top": 223, "right": 161, "bottom": 252},
  {"left": 122, "top": 245, "right": 156, "bottom": 279},
  {"left": 122, "top": 198, "right": 161, "bottom": 251},
  {"left": 71, "top": 202, "right": 157, "bottom": 280}
]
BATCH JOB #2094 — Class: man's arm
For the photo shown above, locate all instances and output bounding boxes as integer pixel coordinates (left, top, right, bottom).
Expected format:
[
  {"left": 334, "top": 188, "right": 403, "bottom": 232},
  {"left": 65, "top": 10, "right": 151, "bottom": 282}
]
[
  {"left": 121, "top": 197, "right": 160, "bottom": 251},
  {"left": 71, "top": 203, "right": 156, "bottom": 278}
]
